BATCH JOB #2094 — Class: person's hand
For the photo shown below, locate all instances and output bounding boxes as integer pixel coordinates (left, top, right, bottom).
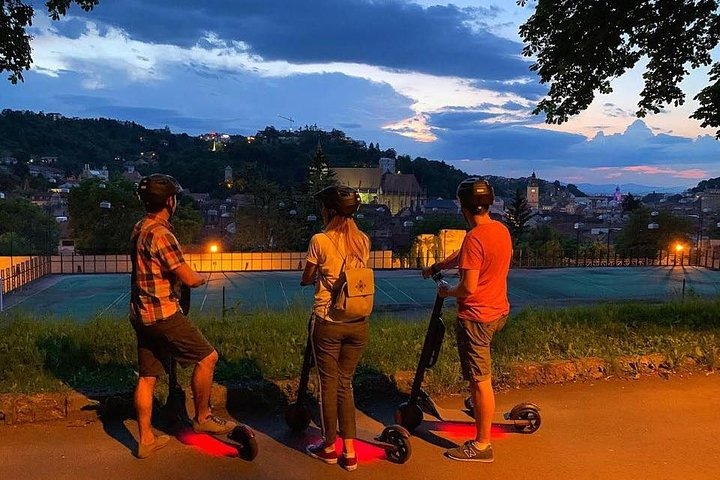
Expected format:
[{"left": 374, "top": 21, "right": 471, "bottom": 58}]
[
  {"left": 437, "top": 281, "right": 451, "bottom": 298},
  {"left": 421, "top": 266, "right": 433, "bottom": 279},
  {"left": 192, "top": 273, "right": 208, "bottom": 288}
]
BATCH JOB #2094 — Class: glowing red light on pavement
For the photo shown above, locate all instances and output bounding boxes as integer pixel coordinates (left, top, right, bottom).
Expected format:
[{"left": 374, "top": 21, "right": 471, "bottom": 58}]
[
  {"left": 304, "top": 434, "right": 384, "bottom": 464},
  {"left": 434, "top": 422, "right": 508, "bottom": 440},
  {"left": 178, "top": 431, "right": 238, "bottom": 457}
]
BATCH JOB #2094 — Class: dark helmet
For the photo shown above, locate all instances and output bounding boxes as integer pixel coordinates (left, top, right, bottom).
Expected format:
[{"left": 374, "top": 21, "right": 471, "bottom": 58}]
[
  {"left": 137, "top": 174, "right": 183, "bottom": 211},
  {"left": 314, "top": 185, "right": 361, "bottom": 217},
  {"left": 457, "top": 177, "right": 494, "bottom": 213}
]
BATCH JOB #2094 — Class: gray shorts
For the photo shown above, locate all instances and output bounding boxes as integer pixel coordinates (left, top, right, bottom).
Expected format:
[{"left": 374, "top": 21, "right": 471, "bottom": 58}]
[
  {"left": 131, "top": 310, "right": 214, "bottom": 377},
  {"left": 455, "top": 315, "right": 508, "bottom": 382}
]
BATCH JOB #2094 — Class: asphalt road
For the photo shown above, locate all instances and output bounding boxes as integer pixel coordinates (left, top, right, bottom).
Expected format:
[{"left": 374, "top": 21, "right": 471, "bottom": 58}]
[{"left": 2, "top": 373, "right": 719, "bottom": 480}]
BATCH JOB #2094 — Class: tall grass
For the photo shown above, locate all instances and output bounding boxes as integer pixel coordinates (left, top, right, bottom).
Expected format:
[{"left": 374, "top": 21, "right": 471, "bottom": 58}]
[{"left": 1, "top": 299, "right": 718, "bottom": 394}]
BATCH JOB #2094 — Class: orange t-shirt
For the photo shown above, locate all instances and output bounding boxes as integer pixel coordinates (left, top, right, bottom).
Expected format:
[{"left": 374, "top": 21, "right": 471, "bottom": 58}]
[{"left": 457, "top": 219, "right": 512, "bottom": 323}]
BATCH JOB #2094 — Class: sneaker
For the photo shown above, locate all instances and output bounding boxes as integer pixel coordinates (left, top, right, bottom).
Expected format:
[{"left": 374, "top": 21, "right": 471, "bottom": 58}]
[
  {"left": 305, "top": 442, "right": 338, "bottom": 464},
  {"left": 341, "top": 453, "right": 358, "bottom": 471},
  {"left": 135, "top": 434, "right": 170, "bottom": 459},
  {"left": 192, "top": 414, "right": 237, "bottom": 435},
  {"left": 445, "top": 441, "right": 493, "bottom": 463}
]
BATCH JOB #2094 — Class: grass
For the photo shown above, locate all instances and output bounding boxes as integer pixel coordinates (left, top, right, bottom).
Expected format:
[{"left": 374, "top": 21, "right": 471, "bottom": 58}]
[{"left": 1, "top": 299, "right": 719, "bottom": 394}]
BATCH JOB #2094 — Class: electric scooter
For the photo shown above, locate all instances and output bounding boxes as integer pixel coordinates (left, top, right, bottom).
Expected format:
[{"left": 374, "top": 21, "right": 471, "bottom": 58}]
[
  {"left": 284, "top": 328, "right": 413, "bottom": 464},
  {"left": 394, "top": 272, "right": 541, "bottom": 434},
  {"left": 159, "top": 284, "right": 259, "bottom": 461}
]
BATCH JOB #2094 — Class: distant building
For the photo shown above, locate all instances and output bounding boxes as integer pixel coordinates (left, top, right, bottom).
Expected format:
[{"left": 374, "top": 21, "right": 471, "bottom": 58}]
[
  {"left": 122, "top": 165, "right": 143, "bottom": 182},
  {"left": 527, "top": 172, "right": 540, "bottom": 210},
  {"left": 333, "top": 159, "right": 426, "bottom": 214},
  {"left": 701, "top": 189, "right": 720, "bottom": 211},
  {"left": 81, "top": 164, "right": 109, "bottom": 181},
  {"left": 424, "top": 198, "right": 459, "bottom": 215}
]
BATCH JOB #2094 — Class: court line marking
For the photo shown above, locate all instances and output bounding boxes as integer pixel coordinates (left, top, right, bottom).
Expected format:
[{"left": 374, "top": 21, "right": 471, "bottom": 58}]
[
  {"left": 200, "top": 272, "right": 212, "bottom": 312},
  {"left": 279, "top": 280, "right": 290, "bottom": 307},
  {"left": 381, "top": 278, "right": 422, "bottom": 306},
  {"left": 374, "top": 281, "right": 399, "bottom": 304},
  {"left": 96, "top": 290, "right": 130, "bottom": 319}
]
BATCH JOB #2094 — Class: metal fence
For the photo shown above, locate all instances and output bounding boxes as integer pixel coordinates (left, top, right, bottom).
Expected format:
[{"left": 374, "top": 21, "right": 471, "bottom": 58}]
[
  {"left": 0, "top": 256, "right": 52, "bottom": 298},
  {"left": 1, "top": 247, "right": 718, "bottom": 299},
  {"left": 510, "top": 248, "right": 720, "bottom": 269}
]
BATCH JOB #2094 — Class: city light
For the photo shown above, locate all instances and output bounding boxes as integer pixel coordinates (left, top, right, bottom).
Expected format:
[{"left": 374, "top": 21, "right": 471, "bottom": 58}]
[
  {"left": 675, "top": 244, "right": 684, "bottom": 252},
  {"left": 209, "top": 244, "right": 219, "bottom": 253}
]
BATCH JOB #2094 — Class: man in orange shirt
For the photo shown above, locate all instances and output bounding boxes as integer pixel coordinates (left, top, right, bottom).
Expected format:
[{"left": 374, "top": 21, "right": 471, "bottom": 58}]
[
  {"left": 130, "top": 174, "right": 235, "bottom": 459},
  {"left": 423, "top": 177, "right": 512, "bottom": 462}
]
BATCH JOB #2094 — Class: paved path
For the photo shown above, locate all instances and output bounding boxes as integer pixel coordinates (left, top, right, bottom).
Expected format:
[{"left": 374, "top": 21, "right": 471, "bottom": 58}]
[{"left": 2, "top": 374, "right": 719, "bottom": 479}]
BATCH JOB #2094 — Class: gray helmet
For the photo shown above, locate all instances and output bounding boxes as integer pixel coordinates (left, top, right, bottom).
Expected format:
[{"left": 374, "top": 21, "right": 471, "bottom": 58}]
[
  {"left": 457, "top": 177, "right": 494, "bottom": 213},
  {"left": 137, "top": 174, "right": 183, "bottom": 211},
  {"left": 314, "top": 185, "right": 361, "bottom": 217}
]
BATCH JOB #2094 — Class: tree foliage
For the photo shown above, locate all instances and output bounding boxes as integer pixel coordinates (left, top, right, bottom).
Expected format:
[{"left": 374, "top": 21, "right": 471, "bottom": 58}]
[
  {"left": 519, "top": 0, "right": 720, "bottom": 138},
  {"left": 0, "top": 197, "right": 58, "bottom": 254},
  {"left": 615, "top": 207, "right": 693, "bottom": 257},
  {"left": 621, "top": 193, "right": 643, "bottom": 212},
  {"left": 68, "top": 178, "right": 143, "bottom": 254},
  {"left": 1, "top": 0, "right": 99, "bottom": 83}
]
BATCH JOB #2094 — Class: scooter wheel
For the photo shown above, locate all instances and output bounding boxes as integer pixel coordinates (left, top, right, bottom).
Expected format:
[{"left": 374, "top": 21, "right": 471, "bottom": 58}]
[
  {"left": 381, "top": 425, "right": 412, "bottom": 464},
  {"left": 394, "top": 402, "right": 423, "bottom": 432},
  {"left": 511, "top": 407, "right": 541, "bottom": 434},
  {"left": 285, "top": 401, "right": 311, "bottom": 432},
  {"left": 229, "top": 424, "right": 259, "bottom": 461}
]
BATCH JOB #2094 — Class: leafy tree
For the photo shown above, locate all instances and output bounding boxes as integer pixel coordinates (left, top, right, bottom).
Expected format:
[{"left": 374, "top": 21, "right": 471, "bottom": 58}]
[
  {"left": 505, "top": 189, "right": 531, "bottom": 241},
  {"left": 410, "top": 214, "right": 466, "bottom": 236},
  {"left": 0, "top": 198, "right": 58, "bottom": 254},
  {"left": 172, "top": 198, "right": 203, "bottom": 246},
  {"left": 2, "top": 0, "right": 99, "bottom": 83},
  {"left": 68, "top": 178, "right": 143, "bottom": 254},
  {"left": 621, "top": 193, "right": 642, "bottom": 212},
  {"left": 615, "top": 207, "right": 693, "bottom": 257},
  {"left": 519, "top": 0, "right": 720, "bottom": 138}
]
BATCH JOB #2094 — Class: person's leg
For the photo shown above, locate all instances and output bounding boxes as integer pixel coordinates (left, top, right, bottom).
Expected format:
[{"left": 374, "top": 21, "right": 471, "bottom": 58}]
[
  {"left": 311, "top": 317, "right": 342, "bottom": 450},
  {"left": 191, "top": 349, "right": 218, "bottom": 422},
  {"left": 336, "top": 320, "right": 369, "bottom": 460},
  {"left": 159, "top": 311, "right": 233, "bottom": 433},
  {"left": 470, "top": 377, "right": 495, "bottom": 444},
  {"left": 135, "top": 376, "right": 157, "bottom": 445}
]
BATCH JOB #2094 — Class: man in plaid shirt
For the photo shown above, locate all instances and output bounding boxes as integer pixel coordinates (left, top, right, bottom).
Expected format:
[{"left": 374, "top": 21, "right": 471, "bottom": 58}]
[{"left": 130, "top": 174, "right": 235, "bottom": 459}]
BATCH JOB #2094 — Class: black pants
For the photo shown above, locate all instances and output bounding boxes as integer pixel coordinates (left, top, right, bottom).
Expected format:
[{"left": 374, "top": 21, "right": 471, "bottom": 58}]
[{"left": 310, "top": 315, "right": 369, "bottom": 444}]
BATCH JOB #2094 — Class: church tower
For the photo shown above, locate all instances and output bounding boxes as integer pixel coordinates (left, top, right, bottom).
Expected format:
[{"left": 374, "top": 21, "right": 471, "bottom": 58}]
[{"left": 527, "top": 172, "right": 540, "bottom": 210}]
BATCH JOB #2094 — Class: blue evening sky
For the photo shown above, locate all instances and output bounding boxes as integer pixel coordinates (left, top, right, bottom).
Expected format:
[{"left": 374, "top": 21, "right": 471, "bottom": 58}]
[{"left": 1, "top": 0, "right": 719, "bottom": 188}]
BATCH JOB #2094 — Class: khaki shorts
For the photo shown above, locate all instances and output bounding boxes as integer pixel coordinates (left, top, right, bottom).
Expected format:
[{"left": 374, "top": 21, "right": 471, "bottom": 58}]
[
  {"left": 455, "top": 315, "right": 508, "bottom": 382},
  {"left": 130, "top": 310, "right": 214, "bottom": 377}
]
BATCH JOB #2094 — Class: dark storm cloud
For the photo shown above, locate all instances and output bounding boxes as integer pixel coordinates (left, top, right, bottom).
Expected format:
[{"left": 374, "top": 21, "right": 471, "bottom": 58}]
[{"left": 66, "top": 0, "right": 531, "bottom": 81}]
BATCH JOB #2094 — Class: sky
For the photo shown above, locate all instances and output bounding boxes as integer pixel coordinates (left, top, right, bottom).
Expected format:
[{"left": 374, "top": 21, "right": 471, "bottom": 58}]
[{"left": 1, "top": 0, "right": 719, "bottom": 189}]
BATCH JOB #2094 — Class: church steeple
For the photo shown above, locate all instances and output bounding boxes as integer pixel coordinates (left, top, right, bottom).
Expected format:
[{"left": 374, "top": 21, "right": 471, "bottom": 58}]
[{"left": 527, "top": 172, "right": 540, "bottom": 210}]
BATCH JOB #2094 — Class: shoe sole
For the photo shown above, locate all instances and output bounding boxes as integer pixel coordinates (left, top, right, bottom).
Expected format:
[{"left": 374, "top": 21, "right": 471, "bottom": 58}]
[{"left": 444, "top": 453, "right": 493, "bottom": 463}]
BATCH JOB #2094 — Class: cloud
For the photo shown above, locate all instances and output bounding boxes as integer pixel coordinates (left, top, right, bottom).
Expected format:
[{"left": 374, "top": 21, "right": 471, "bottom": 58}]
[
  {"left": 28, "top": 18, "right": 537, "bottom": 142},
  {"left": 621, "top": 166, "right": 708, "bottom": 179},
  {"left": 66, "top": 0, "right": 530, "bottom": 81}
]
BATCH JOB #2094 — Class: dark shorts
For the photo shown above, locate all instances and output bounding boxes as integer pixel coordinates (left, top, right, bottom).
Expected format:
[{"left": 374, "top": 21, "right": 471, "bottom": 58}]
[
  {"left": 130, "top": 310, "right": 214, "bottom": 377},
  {"left": 455, "top": 315, "right": 508, "bottom": 382}
]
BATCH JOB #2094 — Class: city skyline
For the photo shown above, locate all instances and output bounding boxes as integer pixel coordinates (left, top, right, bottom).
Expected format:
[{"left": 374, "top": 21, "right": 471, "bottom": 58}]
[{"left": 1, "top": 0, "right": 719, "bottom": 187}]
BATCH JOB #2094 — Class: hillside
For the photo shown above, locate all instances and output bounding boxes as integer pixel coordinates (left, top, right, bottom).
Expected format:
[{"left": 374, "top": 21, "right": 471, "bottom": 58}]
[{"left": 0, "top": 110, "right": 583, "bottom": 200}]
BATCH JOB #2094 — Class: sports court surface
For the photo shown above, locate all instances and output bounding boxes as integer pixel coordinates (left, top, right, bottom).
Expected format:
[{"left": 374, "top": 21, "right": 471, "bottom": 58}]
[{"left": 3, "top": 266, "right": 719, "bottom": 322}]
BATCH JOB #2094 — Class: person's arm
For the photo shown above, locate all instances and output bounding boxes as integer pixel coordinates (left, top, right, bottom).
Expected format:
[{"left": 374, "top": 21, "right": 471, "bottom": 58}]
[
  {"left": 173, "top": 262, "right": 207, "bottom": 288},
  {"left": 438, "top": 268, "right": 479, "bottom": 298},
  {"left": 422, "top": 250, "right": 461, "bottom": 278},
  {"left": 301, "top": 260, "right": 318, "bottom": 286}
]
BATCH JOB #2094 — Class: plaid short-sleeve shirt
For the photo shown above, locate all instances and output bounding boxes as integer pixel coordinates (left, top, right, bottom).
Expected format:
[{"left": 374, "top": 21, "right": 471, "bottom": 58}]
[{"left": 130, "top": 215, "right": 186, "bottom": 325}]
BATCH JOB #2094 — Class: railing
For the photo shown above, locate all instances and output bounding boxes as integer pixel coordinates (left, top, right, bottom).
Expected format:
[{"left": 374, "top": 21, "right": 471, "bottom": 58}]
[
  {"left": 46, "top": 250, "right": 401, "bottom": 274},
  {"left": 1, "top": 247, "right": 717, "bottom": 302},
  {"left": 0, "top": 256, "right": 52, "bottom": 297},
  {"left": 509, "top": 248, "right": 720, "bottom": 270}
]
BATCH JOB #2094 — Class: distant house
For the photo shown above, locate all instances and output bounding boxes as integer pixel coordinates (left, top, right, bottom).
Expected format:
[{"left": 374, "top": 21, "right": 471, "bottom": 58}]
[
  {"left": 424, "top": 198, "right": 459, "bottom": 214},
  {"left": 28, "top": 164, "right": 65, "bottom": 182},
  {"left": 122, "top": 165, "right": 143, "bottom": 183},
  {"left": 81, "top": 164, "right": 109, "bottom": 181}
]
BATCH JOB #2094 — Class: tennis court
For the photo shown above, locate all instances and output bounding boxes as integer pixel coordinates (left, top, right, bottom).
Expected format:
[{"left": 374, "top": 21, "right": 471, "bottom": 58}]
[{"left": 2, "top": 267, "right": 719, "bottom": 321}]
